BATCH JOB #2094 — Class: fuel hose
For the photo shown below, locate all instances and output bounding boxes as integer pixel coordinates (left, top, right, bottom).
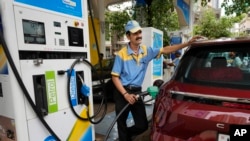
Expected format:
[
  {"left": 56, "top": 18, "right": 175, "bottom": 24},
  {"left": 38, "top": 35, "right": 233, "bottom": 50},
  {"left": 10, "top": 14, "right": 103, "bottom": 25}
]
[
  {"left": 66, "top": 58, "right": 107, "bottom": 124},
  {"left": 104, "top": 91, "right": 154, "bottom": 141}
]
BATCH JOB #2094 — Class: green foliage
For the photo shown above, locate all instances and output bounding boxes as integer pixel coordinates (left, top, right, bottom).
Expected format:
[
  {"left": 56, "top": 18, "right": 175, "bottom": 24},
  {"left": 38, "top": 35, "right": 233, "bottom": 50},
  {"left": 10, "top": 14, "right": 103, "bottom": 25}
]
[
  {"left": 150, "top": 0, "right": 179, "bottom": 45},
  {"left": 193, "top": 9, "right": 239, "bottom": 39},
  {"left": 105, "top": 10, "right": 131, "bottom": 40},
  {"left": 197, "top": 0, "right": 209, "bottom": 7},
  {"left": 198, "top": 0, "right": 250, "bottom": 16},
  {"left": 105, "top": 0, "right": 179, "bottom": 46},
  {"left": 230, "top": 14, "right": 245, "bottom": 23},
  {"left": 130, "top": 0, "right": 179, "bottom": 45},
  {"left": 221, "top": 0, "right": 250, "bottom": 16}
]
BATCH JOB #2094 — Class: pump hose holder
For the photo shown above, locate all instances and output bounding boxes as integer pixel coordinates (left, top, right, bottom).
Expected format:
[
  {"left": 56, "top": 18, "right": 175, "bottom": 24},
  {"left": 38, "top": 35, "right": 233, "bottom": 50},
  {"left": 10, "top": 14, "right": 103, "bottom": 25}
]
[{"left": 67, "top": 57, "right": 107, "bottom": 124}]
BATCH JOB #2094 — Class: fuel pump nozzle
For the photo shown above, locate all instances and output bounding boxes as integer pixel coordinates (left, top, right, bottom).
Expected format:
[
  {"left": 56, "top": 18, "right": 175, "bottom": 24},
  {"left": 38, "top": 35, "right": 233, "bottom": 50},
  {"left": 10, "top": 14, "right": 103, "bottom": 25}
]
[{"left": 134, "top": 86, "right": 159, "bottom": 103}]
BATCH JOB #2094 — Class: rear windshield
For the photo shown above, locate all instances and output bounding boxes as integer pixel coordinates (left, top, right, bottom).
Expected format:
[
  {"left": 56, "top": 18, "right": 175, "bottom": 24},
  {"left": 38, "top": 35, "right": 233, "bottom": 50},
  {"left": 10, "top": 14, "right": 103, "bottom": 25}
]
[{"left": 175, "top": 42, "right": 250, "bottom": 89}]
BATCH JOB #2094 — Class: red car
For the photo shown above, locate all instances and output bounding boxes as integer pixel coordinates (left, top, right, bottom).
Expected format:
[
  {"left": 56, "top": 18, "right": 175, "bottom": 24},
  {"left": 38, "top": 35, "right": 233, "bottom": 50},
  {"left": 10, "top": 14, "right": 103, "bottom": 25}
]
[{"left": 151, "top": 37, "right": 250, "bottom": 141}]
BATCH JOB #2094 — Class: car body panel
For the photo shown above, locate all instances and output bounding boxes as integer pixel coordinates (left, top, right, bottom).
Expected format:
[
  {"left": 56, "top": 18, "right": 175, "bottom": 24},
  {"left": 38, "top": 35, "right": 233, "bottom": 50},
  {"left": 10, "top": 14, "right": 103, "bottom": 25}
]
[
  {"left": 151, "top": 37, "right": 250, "bottom": 141},
  {"left": 152, "top": 82, "right": 250, "bottom": 140}
]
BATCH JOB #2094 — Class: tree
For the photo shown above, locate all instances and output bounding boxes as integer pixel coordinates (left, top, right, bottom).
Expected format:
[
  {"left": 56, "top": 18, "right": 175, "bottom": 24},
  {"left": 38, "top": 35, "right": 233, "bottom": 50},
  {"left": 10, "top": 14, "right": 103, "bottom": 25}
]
[
  {"left": 105, "top": 10, "right": 131, "bottom": 41},
  {"left": 106, "top": 0, "right": 249, "bottom": 45},
  {"left": 193, "top": 8, "right": 242, "bottom": 39},
  {"left": 150, "top": 0, "right": 179, "bottom": 45},
  {"left": 105, "top": 1, "right": 179, "bottom": 46},
  {"left": 198, "top": 0, "right": 250, "bottom": 16}
]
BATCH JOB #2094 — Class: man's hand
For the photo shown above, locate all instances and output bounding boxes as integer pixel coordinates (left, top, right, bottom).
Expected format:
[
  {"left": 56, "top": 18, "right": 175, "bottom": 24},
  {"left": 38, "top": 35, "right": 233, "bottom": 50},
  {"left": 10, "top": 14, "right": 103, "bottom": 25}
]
[
  {"left": 167, "top": 62, "right": 175, "bottom": 67},
  {"left": 188, "top": 35, "right": 206, "bottom": 44},
  {"left": 124, "top": 93, "right": 138, "bottom": 105}
]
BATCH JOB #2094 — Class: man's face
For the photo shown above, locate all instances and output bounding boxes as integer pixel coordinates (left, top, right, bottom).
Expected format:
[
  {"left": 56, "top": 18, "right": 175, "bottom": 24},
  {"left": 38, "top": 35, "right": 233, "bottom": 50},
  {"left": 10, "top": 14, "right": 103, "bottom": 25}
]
[
  {"left": 229, "top": 52, "right": 235, "bottom": 58},
  {"left": 127, "top": 30, "right": 142, "bottom": 46}
]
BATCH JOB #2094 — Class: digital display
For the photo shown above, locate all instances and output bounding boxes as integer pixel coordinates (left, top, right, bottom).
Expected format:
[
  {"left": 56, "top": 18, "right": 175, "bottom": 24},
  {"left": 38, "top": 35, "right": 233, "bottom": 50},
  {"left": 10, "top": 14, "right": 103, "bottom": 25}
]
[{"left": 22, "top": 19, "right": 46, "bottom": 44}]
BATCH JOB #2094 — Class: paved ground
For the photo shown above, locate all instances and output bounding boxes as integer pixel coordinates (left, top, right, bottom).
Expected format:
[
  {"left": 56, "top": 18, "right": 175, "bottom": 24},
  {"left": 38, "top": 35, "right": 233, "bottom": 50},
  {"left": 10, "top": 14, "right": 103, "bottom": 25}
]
[
  {"left": 94, "top": 102, "right": 115, "bottom": 141},
  {"left": 94, "top": 101, "right": 151, "bottom": 141}
]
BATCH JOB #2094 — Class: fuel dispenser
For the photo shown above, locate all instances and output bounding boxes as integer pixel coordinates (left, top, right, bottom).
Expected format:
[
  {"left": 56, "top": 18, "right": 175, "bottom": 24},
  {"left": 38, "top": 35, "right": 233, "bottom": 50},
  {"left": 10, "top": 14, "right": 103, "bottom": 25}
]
[{"left": 0, "top": 0, "right": 95, "bottom": 140}]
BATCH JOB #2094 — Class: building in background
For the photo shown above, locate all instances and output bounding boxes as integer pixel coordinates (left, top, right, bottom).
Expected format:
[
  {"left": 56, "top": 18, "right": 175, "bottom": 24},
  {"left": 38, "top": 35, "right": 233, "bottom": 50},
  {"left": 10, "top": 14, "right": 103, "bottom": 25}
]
[
  {"left": 193, "top": 0, "right": 221, "bottom": 24},
  {"left": 239, "top": 13, "right": 250, "bottom": 35}
]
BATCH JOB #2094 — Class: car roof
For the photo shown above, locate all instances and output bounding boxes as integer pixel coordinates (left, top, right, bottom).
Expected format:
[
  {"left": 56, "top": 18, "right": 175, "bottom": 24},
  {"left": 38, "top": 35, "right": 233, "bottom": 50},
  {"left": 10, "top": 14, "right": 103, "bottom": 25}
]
[{"left": 190, "top": 36, "right": 250, "bottom": 48}]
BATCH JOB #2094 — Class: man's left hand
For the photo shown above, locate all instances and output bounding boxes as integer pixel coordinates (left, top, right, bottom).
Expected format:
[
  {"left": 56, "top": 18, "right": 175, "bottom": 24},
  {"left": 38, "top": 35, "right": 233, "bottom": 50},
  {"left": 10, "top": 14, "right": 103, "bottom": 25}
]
[{"left": 188, "top": 35, "right": 206, "bottom": 44}]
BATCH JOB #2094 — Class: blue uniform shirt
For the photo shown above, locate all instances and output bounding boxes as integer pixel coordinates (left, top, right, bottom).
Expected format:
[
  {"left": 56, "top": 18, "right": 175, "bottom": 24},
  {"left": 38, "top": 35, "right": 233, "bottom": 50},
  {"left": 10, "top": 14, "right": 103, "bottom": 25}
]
[{"left": 111, "top": 44, "right": 162, "bottom": 87}]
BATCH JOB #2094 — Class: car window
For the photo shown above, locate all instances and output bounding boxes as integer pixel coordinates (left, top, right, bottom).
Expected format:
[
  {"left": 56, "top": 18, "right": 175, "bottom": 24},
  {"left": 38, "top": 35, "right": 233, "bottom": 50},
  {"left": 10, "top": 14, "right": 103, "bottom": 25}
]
[{"left": 175, "top": 43, "right": 250, "bottom": 89}]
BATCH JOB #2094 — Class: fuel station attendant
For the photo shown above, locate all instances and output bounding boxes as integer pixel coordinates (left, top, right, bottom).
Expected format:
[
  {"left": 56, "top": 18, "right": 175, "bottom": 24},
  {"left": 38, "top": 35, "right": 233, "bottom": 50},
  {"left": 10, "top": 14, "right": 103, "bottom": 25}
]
[{"left": 111, "top": 20, "right": 202, "bottom": 141}]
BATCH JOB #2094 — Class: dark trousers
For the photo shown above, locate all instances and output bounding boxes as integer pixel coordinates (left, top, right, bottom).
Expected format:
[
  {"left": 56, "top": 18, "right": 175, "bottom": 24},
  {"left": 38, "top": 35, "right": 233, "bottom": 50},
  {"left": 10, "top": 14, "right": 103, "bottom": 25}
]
[{"left": 114, "top": 88, "right": 148, "bottom": 141}]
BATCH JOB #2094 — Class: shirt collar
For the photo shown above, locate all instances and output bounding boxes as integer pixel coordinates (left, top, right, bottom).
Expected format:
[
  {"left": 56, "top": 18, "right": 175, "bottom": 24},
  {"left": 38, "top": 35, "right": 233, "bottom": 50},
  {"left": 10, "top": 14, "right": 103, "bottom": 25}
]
[{"left": 127, "top": 43, "right": 144, "bottom": 55}]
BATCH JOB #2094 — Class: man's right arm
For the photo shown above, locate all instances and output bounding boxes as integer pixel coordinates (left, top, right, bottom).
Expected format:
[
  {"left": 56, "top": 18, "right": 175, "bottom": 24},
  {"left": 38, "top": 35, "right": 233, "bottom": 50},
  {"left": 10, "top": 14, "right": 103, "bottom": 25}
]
[
  {"left": 112, "top": 75, "right": 127, "bottom": 96},
  {"left": 112, "top": 75, "right": 138, "bottom": 104}
]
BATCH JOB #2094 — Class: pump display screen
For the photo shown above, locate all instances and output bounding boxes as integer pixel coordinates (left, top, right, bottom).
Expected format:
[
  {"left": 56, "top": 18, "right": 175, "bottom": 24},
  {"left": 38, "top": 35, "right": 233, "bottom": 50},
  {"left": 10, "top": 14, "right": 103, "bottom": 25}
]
[{"left": 22, "top": 19, "right": 46, "bottom": 44}]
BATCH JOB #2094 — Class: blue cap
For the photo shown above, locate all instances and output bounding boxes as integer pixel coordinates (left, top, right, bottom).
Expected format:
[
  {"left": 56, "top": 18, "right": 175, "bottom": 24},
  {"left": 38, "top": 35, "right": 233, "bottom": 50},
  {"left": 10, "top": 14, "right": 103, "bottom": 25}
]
[{"left": 125, "top": 20, "right": 142, "bottom": 33}]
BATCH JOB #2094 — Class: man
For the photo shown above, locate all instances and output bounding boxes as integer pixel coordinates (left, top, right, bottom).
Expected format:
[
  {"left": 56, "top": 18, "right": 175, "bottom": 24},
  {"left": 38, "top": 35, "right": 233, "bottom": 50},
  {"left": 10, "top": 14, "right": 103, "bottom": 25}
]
[
  {"left": 228, "top": 51, "right": 242, "bottom": 68},
  {"left": 111, "top": 20, "right": 202, "bottom": 141},
  {"left": 167, "top": 50, "right": 182, "bottom": 69},
  {"left": 99, "top": 53, "right": 104, "bottom": 60}
]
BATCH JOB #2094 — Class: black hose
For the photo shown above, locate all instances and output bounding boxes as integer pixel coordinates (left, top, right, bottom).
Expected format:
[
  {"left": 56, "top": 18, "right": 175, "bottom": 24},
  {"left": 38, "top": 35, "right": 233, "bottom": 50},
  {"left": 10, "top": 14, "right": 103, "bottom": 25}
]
[
  {"left": 67, "top": 58, "right": 107, "bottom": 124},
  {"left": 104, "top": 92, "right": 153, "bottom": 141},
  {"left": 105, "top": 103, "right": 130, "bottom": 141},
  {"left": 0, "top": 32, "right": 61, "bottom": 140},
  {"left": 87, "top": 0, "right": 104, "bottom": 81},
  {"left": 85, "top": 0, "right": 110, "bottom": 124}
]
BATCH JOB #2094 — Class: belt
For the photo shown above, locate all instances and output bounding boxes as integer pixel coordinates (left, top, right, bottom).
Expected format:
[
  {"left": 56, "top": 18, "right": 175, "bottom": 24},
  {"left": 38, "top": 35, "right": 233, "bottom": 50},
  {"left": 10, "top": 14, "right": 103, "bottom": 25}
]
[{"left": 124, "top": 85, "right": 142, "bottom": 91}]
